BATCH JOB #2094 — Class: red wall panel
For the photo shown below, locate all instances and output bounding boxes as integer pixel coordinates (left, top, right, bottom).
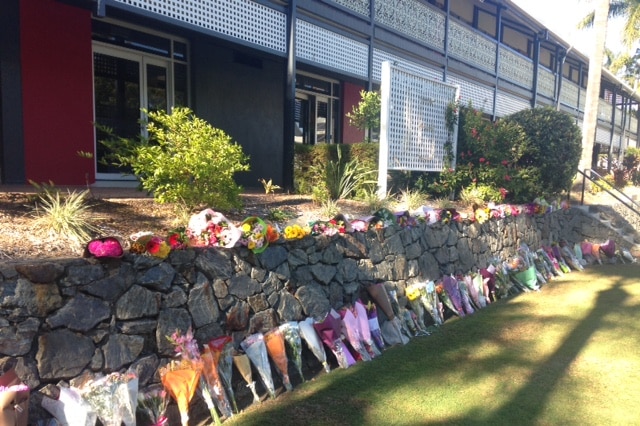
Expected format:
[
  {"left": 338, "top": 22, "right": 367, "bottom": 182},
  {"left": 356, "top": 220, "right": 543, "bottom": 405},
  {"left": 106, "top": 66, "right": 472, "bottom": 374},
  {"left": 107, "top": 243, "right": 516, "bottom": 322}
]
[
  {"left": 20, "top": 0, "right": 94, "bottom": 185},
  {"left": 342, "top": 81, "right": 365, "bottom": 144}
]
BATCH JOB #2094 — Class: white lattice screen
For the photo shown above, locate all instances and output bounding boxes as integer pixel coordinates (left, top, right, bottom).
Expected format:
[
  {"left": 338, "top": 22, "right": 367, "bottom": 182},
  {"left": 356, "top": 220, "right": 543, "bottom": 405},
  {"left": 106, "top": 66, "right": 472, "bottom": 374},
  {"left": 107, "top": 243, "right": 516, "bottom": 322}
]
[
  {"left": 446, "top": 73, "right": 493, "bottom": 114},
  {"left": 296, "top": 19, "right": 368, "bottom": 77},
  {"left": 372, "top": 49, "right": 442, "bottom": 83},
  {"left": 378, "top": 62, "right": 458, "bottom": 196},
  {"left": 111, "top": 0, "right": 287, "bottom": 52}
]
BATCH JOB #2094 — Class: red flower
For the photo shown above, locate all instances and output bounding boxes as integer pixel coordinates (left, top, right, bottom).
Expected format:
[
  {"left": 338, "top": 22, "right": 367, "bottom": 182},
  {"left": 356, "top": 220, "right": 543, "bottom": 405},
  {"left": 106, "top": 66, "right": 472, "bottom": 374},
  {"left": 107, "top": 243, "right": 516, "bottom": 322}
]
[
  {"left": 146, "top": 236, "right": 163, "bottom": 254},
  {"left": 504, "top": 175, "right": 511, "bottom": 181},
  {"left": 499, "top": 188, "right": 508, "bottom": 199},
  {"left": 501, "top": 160, "right": 508, "bottom": 166},
  {"left": 479, "top": 157, "right": 486, "bottom": 163}
]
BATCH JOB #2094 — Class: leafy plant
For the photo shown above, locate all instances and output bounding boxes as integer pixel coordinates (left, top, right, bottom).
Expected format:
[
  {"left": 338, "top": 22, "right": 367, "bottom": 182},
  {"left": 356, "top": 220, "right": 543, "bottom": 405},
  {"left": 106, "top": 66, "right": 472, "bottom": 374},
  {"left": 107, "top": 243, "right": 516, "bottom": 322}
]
[
  {"left": 31, "top": 189, "right": 100, "bottom": 246},
  {"left": 259, "top": 178, "right": 281, "bottom": 195},
  {"left": 346, "top": 90, "right": 381, "bottom": 143},
  {"left": 100, "top": 107, "right": 250, "bottom": 210},
  {"left": 319, "top": 198, "right": 340, "bottom": 218},
  {"left": 266, "top": 207, "right": 296, "bottom": 223},
  {"left": 358, "top": 187, "right": 392, "bottom": 214},
  {"left": 323, "top": 146, "right": 377, "bottom": 200},
  {"left": 395, "top": 187, "right": 428, "bottom": 211}
]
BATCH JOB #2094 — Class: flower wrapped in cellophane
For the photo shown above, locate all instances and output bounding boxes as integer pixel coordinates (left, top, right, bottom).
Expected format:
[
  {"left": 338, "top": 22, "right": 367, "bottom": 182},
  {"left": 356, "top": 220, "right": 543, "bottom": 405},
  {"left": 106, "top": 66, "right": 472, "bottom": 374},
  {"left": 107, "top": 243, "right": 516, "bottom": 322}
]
[
  {"left": 354, "top": 300, "right": 382, "bottom": 358},
  {"left": 456, "top": 275, "right": 475, "bottom": 315},
  {"left": 240, "top": 333, "right": 276, "bottom": 399},
  {"left": 159, "top": 359, "right": 202, "bottom": 426},
  {"left": 264, "top": 328, "right": 293, "bottom": 391},
  {"left": 137, "top": 386, "right": 169, "bottom": 426},
  {"left": 166, "top": 328, "right": 223, "bottom": 425},
  {"left": 505, "top": 251, "right": 539, "bottom": 291},
  {"left": 239, "top": 216, "right": 269, "bottom": 253},
  {"left": 186, "top": 208, "right": 241, "bottom": 248},
  {"left": 314, "top": 310, "right": 356, "bottom": 369},
  {"left": 208, "top": 335, "right": 238, "bottom": 414},
  {"left": 405, "top": 283, "right": 428, "bottom": 330},
  {"left": 339, "top": 306, "right": 371, "bottom": 362},
  {"left": 365, "top": 303, "right": 386, "bottom": 352},
  {"left": 437, "top": 276, "right": 463, "bottom": 317},
  {"left": 129, "top": 231, "right": 171, "bottom": 259},
  {"left": 279, "top": 322, "right": 305, "bottom": 382},
  {"left": 232, "top": 353, "right": 261, "bottom": 404},
  {"left": 462, "top": 274, "right": 482, "bottom": 310},
  {"left": 41, "top": 386, "right": 96, "bottom": 426},
  {"left": 418, "top": 281, "right": 443, "bottom": 326},
  {"left": 298, "top": 318, "right": 331, "bottom": 373},
  {"left": 201, "top": 346, "right": 233, "bottom": 420},
  {"left": 76, "top": 371, "right": 138, "bottom": 426}
]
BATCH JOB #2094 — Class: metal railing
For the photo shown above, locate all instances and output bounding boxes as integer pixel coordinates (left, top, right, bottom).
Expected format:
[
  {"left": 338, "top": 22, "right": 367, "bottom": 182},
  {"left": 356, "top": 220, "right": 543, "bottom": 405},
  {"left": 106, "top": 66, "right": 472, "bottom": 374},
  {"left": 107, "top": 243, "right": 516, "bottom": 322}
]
[{"left": 577, "top": 169, "right": 640, "bottom": 217}]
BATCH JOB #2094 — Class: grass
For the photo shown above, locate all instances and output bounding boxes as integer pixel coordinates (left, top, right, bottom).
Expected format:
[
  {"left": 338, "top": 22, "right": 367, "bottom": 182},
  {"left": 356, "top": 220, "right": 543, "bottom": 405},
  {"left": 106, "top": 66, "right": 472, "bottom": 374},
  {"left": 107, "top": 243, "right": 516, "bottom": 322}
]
[{"left": 225, "top": 264, "right": 640, "bottom": 426}]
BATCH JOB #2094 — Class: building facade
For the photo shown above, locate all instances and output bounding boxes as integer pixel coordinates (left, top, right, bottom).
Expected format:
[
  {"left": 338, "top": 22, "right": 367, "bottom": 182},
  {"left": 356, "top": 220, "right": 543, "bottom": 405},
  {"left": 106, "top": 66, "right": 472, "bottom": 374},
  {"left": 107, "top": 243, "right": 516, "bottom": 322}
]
[{"left": 1, "top": 0, "right": 638, "bottom": 188}]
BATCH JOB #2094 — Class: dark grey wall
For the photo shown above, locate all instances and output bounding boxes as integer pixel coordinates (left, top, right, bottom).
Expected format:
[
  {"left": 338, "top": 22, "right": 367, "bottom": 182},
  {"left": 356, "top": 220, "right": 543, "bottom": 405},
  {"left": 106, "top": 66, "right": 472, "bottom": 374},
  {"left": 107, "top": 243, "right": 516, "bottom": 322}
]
[
  {"left": 192, "top": 40, "right": 286, "bottom": 189},
  {"left": 0, "top": 0, "right": 25, "bottom": 183}
]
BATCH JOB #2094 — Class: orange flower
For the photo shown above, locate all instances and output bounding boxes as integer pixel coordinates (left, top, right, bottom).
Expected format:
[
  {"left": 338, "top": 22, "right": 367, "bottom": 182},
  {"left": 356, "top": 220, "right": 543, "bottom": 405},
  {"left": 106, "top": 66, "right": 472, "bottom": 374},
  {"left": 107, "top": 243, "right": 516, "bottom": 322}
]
[
  {"left": 266, "top": 224, "right": 280, "bottom": 243},
  {"left": 264, "top": 328, "right": 292, "bottom": 391}
]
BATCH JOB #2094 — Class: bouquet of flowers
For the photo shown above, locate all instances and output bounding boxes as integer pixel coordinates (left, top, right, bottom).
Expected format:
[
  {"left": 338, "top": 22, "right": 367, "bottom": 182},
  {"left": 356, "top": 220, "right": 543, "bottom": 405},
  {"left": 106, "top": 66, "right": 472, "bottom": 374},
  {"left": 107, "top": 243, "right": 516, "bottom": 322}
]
[
  {"left": 240, "top": 333, "right": 276, "bottom": 399},
  {"left": 200, "top": 346, "right": 233, "bottom": 420},
  {"left": 314, "top": 311, "right": 356, "bottom": 369},
  {"left": 354, "top": 300, "right": 382, "bottom": 358},
  {"left": 240, "top": 216, "right": 269, "bottom": 253},
  {"left": 266, "top": 223, "right": 281, "bottom": 243},
  {"left": 438, "top": 275, "right": 465, "bottom": 316},
  {"left": 298, "top": 318, "right": 331, "bottom": 373},
  {"left": 186, "top": 208, "right": 241, "bottom": 248},
  {"left": 283, "top": 224, "right": 309, "bottom": 240},
  {"left": 159, "top": 360, "right": 202, "bottom": 426},
  {"left": 339, "top": 306, "right": 371, "bottom": 362},
  {"left": 264, "top": 328, "right": 293, "bottom": 391},
  {"left": 456, "top": 275, "right": 475, "bottom": 315},
  {"left": 166, "top": 328, "right": 223, "bottom": 425},
  {"left": 365, "top": 302, "right": 387, "bottom": 351},
  {"left": 232, "top": 353, "right": 261, "bottom": 404},
  {"left": 41, "top": 386, "right": 96, "bottom": 426},
  {"left": 309, "top": 219, "right": 346, "bottom": 236},
  {"left": 137, "top": 386, "right": 169, "bottom": 426},
  {"left": 504, "top": 254, "right": 538, "bottom": 291},
  {"left": 279, "top": 322, "right": 305, "bottom": 382},
  {"left": 208, "top": 335, "right": 237, "bottom": 414},
  {"left": 76, "top": 371, "right": 138, "bottom": 426},
  {"left": 129, "top": 232, "right": 171, "bottom": 259},
  {"left": 419, "top": 281, "right": 444, "bottom": 326},
  {"left": 85, "top": 236, "right": 124, "bottom": 258},
  {"left": 369, "top": 208, "right": 396, "bottom": 230}
]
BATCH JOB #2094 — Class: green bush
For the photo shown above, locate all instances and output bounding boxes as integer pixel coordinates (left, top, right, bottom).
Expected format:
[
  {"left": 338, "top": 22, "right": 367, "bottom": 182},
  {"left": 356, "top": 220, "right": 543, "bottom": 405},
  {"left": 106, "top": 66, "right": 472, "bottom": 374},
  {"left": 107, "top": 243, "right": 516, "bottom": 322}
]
[
  {"left": 431, "top": 105, "right": 581, "bottom": 203},
  {"left": 101, "top": 107, "right": 249, "bottom": 210},
  {"left": 503, "top": 107, "right": 582, "bottom": 200}
]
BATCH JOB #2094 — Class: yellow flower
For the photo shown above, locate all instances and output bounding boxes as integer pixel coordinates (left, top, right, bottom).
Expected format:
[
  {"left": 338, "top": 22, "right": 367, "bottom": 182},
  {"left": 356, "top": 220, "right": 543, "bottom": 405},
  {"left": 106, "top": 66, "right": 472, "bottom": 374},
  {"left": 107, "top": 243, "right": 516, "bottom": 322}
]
[
  {"left": 475, "top": 208, "right": 489, "bottom": 224},
  {"left": 248, "top": 241, "right": 256, "bottom": 250},
  {"left": 242, "top": 223, "right": 251, "bottom": 233}
]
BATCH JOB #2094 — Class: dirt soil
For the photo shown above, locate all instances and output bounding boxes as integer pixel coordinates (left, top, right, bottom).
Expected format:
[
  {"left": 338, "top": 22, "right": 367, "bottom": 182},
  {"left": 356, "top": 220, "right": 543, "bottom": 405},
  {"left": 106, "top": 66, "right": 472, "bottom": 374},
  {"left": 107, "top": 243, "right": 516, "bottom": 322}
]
[{"left": 0, "top": 189, "right": 372, "bottom": 261}]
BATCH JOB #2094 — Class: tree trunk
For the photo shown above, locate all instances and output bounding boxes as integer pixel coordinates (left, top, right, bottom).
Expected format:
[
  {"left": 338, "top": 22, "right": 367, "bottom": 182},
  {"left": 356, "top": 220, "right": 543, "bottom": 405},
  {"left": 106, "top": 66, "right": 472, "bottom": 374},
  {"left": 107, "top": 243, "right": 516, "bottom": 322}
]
[{"left": 580, "top": 0, "right": 610, "bottom": 172}]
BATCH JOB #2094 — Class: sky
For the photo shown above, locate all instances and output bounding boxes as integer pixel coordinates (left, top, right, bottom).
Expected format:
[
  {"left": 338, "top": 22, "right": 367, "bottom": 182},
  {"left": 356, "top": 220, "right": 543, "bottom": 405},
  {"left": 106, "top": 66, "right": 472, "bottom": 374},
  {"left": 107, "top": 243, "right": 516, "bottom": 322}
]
[{"left": 511, "top": 0, "right": 628, "bottom": 57}]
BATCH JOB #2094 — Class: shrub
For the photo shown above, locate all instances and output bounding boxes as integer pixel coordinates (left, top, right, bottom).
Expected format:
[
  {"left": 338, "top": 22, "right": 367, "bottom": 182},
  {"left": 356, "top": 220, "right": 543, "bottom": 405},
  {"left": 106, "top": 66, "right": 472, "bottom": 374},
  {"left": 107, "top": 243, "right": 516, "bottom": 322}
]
[
  {"left": 101, "top": 107, "right": 249, "bottom": 210},
  {"left": 503, "top": 107, "right": 582, "bottom": 200}
]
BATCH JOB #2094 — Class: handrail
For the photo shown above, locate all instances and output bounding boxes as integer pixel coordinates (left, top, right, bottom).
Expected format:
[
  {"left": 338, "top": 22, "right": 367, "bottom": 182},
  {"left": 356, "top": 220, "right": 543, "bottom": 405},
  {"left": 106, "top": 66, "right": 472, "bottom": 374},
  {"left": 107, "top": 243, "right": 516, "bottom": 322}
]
[{"left": 577, "top": 169, "right": 640, "bottom": 218}]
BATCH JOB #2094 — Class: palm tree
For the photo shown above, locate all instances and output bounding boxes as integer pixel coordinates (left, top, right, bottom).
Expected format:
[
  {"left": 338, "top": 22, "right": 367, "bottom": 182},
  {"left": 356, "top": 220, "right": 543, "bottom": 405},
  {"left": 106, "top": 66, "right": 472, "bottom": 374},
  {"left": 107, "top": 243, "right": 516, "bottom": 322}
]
[
  {"left": 578, "top": 0, "right": 640, "bottom": 50},
  {"left": 580, "top": 0, "right": 611, "bottom": 172}
]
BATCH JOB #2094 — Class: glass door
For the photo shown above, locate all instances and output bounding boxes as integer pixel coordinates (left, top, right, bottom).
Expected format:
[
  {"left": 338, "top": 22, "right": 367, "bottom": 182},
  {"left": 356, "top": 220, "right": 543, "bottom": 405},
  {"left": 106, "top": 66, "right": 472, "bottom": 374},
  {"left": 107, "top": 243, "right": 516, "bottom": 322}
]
[
  {"left": 316, "top": 97, "right": 328, "bottom": 144},
  {"left": 93, "top": 46, "right": 170, "bottom": 180}
]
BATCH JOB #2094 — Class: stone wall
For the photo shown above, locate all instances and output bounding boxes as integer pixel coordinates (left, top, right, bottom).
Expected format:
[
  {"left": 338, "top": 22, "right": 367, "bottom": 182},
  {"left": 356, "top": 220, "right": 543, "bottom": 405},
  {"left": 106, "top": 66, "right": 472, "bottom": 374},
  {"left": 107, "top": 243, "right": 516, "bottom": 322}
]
[{"left": 0, "top": 207, "right": 628, "bottom": 422}]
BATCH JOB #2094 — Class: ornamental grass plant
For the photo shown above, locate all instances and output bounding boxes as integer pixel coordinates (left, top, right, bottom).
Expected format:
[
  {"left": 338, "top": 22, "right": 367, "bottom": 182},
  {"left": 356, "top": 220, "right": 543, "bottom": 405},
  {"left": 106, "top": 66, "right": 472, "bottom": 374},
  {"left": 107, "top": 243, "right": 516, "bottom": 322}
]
[
  {"left": 31, "top": 188, "right": 101, "bottom": 247},
  {"left": 226, "top": 264, "right": 640, "bottom": 426}
]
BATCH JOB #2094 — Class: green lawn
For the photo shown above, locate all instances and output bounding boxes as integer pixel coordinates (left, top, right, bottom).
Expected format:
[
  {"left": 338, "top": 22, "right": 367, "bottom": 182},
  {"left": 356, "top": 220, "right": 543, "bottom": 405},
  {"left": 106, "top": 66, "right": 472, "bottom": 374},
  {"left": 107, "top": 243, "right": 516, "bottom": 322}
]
[{"left": 225, "top": 264, "right": 640, "bottom": 426}]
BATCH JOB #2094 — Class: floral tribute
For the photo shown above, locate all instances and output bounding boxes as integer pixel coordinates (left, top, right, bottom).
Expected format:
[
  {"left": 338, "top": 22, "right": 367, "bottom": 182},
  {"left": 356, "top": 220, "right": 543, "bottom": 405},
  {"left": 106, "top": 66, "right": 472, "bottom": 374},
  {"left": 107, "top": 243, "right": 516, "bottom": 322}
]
[
  {"left": 186, "top": 209, "right": 241, "bottom": 248},
  {"left": 239, "top": 216, "right": 269, "bottom": 253}
]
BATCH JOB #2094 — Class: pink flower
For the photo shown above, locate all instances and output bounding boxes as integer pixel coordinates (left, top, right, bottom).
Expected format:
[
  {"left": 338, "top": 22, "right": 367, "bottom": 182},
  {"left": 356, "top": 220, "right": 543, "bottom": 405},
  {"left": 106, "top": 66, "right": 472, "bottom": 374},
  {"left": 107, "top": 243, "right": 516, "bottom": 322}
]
[
  {"left": 479, "top": 157, "right": 486, "bottom": 163},
  {"left": 501, "top": 160, "right": 508, "bottom": 166},
  {"left": 504, "top": 175, "right": 511, "bottom": 181}
]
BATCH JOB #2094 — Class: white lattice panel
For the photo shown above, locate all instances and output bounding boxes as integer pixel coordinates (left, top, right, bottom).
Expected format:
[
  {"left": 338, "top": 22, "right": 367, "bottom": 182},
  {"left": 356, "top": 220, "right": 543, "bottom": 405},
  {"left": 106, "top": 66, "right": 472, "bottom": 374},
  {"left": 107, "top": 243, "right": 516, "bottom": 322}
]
[
  {"left": 498, "top": 47, "right": 533, "bottom": 88},
  {"left": 614, "top": 108, "right": 623, "bottom": 127},
  {"left": 494, "top": 92, "right": 530, "bottom": 117},
  {"left": 596, "top": 126, "right": 610, "bottom": 146},
  {"left": 631, "top": 116, "right": 638, "bottom": 133},
  {"left": 372, "top": 49, "right": 442, "bottom": 83},
  {"left": 448, "top": 21, "right": 496, "bottom": 73},
  {"left": 445, "top": 74, "right": 493, "bottom": 114},
  {"left": 598, "top": 99, "right": 613, "bottom": 121},
  {"left": 375, "top": 0, "right": 445, "bottom": 50},
  {"left": 333, "top": 0, "right": 370, "bottom": 17},
  {"left": 537, "top": 68, "right": 556, "bottom": 98},
  {"left": 111, "top": 0, "right": 287, "bottom": 52},
  {"left": 560, "top": 80, "right": 580, "bottom": 108},
  {"left": 296, "top": 19, "right": 368, "bottom": 77},
  {"left": 380, "top": 62, "right": 458, "bottom": 175}
]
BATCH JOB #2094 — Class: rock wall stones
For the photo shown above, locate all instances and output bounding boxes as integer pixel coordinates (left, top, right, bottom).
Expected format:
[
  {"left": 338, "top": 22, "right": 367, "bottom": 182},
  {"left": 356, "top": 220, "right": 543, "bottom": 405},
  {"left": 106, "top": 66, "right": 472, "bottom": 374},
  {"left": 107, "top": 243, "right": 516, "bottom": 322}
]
[{"left": 0, "top": 208, "right": 629, "bottom": 421}]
